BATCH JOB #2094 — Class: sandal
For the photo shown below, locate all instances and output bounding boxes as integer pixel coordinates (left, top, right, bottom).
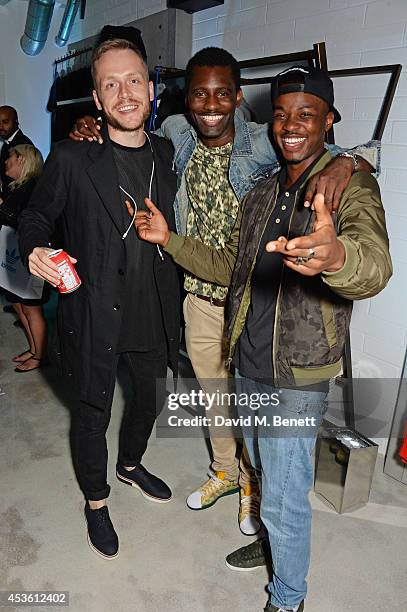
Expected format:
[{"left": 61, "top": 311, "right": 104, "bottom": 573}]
[
  {"left": 14, "top": 356, "right": 48, "bottom": 373},
  {"left": 12, "top": 350, "right": 34, "bottom": 363}
]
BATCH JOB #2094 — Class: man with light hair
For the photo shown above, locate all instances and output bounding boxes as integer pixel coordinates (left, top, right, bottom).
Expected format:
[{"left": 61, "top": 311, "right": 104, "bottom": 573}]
[{"left": 19, "top": 38, "right": 181, "bottom": 560}]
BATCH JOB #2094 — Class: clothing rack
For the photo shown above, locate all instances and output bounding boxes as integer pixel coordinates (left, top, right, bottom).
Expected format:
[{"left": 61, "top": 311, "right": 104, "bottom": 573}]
[{"left": 54, "top": 46, "right": 92, "bottom": 67}]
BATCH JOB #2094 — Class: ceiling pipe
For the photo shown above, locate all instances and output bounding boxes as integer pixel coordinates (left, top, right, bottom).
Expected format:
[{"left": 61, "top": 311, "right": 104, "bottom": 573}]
[
  {"left": 20, "top": 0, "right": 56, "bottom": 56},
  {"left": 55, "top": 0, "right": 81, "bottom": 47}
]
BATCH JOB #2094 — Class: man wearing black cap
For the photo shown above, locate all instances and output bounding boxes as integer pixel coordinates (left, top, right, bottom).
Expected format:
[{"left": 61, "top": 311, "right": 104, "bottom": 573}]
[{"left": 133, "top": 65, "right": 392, "bottom": 611}]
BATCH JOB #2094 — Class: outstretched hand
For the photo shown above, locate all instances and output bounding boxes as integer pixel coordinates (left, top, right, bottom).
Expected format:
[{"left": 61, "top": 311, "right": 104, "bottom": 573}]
[
  {"left": 69, "top": 115, "right": 103, "bottom": 144},
  {"left": 265, "top": 193, "right": 345, "bottom": 276},
  {"left": 126, "top": 198, "right": 171, "bottom": 247}
]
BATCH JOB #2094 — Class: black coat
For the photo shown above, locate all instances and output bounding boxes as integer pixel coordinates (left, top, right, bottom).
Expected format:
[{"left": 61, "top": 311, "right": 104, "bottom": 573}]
[{"left": 19, "top": 129, "right": 180, "bottom": 409}]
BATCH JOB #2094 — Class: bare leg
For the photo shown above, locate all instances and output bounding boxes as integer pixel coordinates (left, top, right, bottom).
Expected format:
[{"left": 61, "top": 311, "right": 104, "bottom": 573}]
[
  {"left": 14, "top": 305, "right": 48, "bottom": 371},
  {"left": 12, "top": 303, "right": 35, "bottom": 361}
]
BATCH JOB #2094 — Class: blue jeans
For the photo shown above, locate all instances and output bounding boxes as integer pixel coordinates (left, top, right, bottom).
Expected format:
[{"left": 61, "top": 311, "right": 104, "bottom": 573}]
[{"left": 235, "top": 372, "right": 328, "bottom": 610}]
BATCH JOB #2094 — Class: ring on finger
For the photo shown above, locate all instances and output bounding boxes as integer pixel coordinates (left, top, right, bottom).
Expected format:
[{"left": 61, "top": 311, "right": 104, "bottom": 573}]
[
  {"left": 295, "top": 255, "right": 312, "bottom": 265},
  {"left": 309, "top": 248, "right": 316, "bottom": 258}
]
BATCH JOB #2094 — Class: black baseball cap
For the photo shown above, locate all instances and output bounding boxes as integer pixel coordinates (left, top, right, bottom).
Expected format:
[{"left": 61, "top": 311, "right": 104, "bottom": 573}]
[
  {"left": 271, "top": 65, "right": 341, "bottom": 123},
  {"left": 98, "top": 25, "right": 147, "bottom": 61}
]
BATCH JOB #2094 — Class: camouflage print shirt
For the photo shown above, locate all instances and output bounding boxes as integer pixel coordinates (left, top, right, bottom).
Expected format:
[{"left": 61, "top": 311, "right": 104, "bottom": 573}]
[{"left": 184, "top": 140, "right": 239, "bottom": 300}]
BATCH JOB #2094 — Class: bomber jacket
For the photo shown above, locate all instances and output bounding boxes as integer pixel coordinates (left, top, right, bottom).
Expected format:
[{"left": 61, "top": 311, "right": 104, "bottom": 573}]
[
  {"left": 157, "top": 113, "right": 380, "bottom": 236},
  {"left": 164, "top": 151, "right": 392, "bottom": 387}
]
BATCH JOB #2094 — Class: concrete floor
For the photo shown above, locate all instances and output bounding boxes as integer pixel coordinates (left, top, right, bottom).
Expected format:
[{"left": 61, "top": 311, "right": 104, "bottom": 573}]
[{"left": 1, "top": 304, "right": 407, "bottom": 612}]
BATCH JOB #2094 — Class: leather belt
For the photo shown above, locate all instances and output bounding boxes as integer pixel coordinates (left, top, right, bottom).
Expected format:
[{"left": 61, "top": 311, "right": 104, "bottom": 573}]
[{"left": 192, "top": 293, "right": 226, "bottom": 307}]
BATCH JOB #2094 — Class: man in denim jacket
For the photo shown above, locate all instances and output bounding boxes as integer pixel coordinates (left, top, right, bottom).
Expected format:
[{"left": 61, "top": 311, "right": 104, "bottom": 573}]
[{"left": 72, "top": 47, "right": 379, "bottom": 537}]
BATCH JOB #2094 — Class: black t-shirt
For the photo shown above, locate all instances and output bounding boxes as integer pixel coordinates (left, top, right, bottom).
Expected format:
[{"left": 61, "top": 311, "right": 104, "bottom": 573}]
[
  {"left": 112, "top": 138, "right": 165, "bottom": 353},
  {"left": 234, "top": 158, "right": 322, "bottom": 385}
]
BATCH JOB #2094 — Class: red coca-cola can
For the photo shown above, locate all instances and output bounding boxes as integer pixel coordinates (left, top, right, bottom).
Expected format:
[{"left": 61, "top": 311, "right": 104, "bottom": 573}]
[{"left": 47, "top": 249, "right": 81, "bottom": 294}]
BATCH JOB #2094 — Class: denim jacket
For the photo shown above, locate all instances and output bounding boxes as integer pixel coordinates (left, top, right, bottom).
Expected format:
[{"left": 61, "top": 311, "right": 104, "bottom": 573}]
[{"left": 156, "top": 113, "right": 380, "bottom": 236}]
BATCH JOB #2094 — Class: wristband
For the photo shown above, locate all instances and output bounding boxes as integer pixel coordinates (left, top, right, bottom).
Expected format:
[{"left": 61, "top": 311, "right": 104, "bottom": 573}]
[{"left": 339, "top": 151, "right": 359, "bottom": 172}]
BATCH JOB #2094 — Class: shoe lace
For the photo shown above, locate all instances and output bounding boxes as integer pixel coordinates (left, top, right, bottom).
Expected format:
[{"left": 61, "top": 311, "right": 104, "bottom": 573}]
[
  {"left": 200, "top": 472, "right": 229, "bottom": 496},
  {"left": 93, "top": 506, "right": 110, "bottom": 527},
  {"left": 240, "top": 491, "right": 260, "bottom": 519}
]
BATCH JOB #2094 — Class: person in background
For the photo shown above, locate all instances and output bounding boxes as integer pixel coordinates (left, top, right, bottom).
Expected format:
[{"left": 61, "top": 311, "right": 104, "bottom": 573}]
[
  {"left": 0, "top": 144, "right": 48, "bottom": 372},
  {"left": 0, "top": 106, "right": 34, "bottom": 198}
]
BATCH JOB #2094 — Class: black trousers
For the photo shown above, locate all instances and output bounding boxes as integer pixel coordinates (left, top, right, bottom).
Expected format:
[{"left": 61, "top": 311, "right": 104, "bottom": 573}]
[{"left": 72, "top": 346, "right": 168, "bottom": 501}]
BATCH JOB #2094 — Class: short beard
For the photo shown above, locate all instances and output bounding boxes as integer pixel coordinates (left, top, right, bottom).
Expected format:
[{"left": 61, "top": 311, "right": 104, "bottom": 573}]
[
  {"left": 286, "top": 158, "right": 303, "bottom": 164},
  {"left": 103, "top": 106, "right": 150, "bottom": 132}
]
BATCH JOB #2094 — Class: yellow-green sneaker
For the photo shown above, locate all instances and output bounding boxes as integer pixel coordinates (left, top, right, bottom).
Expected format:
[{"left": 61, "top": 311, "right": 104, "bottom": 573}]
[
  {"left": 239, "top": 483, "right": 261, "bottom": 535},
  {"left": 186, "top": 471, "right": 239, "bottom": 510}
]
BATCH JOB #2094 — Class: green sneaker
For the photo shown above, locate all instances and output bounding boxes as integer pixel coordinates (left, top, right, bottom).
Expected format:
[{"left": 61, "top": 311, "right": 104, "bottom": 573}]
[
  {"left": 264, "top": 600, "right": 304, "bottom": 612},
  {"left": 186, "top": 471, "right": 239, "bottom": 510},
  {"left": 225, "top": 537, "right": 271, "bottom": 571}
]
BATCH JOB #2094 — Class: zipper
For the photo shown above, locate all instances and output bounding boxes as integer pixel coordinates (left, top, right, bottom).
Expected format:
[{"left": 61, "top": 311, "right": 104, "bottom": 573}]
[
  {"left": 228, "top": 185, "right": 279, "bottom": 361},
  {"left": 272, "top": 190, "right": 300, "bottom": 383}
]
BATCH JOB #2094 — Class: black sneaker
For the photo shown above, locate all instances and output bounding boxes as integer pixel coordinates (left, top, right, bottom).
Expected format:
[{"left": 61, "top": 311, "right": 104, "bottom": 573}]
[
  {"left": 116, "top": 463, "right": 172, "bottom": 503},
  {"left": 225, "top": 537, "right": 271, "bottom": 571},
  {"left": 264, "top": 600, "right": 304, "bottom": 612},
  {"left": 84, "top": 503, "right": 119, "bottom": 560}
]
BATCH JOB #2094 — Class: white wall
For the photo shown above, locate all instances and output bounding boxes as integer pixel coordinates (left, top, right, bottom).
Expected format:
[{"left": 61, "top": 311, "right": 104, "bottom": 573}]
[
  {"left": 0, "top": 1, "right": 66, "bottom": 157},
  {"left": 68, "top": 0, "right": 168, "bottom": 43}
]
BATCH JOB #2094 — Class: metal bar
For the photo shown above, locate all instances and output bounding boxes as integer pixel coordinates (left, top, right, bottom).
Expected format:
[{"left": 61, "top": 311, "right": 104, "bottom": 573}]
[
  {"left": 327, "top": 63, "right": 401, "bottom": 141},
  {"left": 238, "top": 50, "right": 315, "bottom": 69},
  {"left": 342, "top": 336, "right": 356, "bottom": 429},
  {"left": 157, "top": 66, "right": 185, "bottom": 77},
  {"left": 373, "top": 64, "right": 402, "bottom": 140},
  {"left": 56, "top": 96, "right": 93, "bottom": 106},
  {"left": 156, "top": 44, "right": 326, "bottom": 79},
  {"left": 80, "top": 0, "right": 86, "bottom": 19},
  {"left": 314, "top": 41, "right": 329, "bottom": 71},
  {"left": 329, "top": 64, "right": 401, "bottom": 77},
  {"left": 241, "top": 76, "right": 276, "bottom": 85}
]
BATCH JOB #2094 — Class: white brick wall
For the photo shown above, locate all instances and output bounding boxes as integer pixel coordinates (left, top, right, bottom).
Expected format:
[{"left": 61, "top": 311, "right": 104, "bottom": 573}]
[{"left": 68, "top": 0, "right": 167, "bottom": 42}]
